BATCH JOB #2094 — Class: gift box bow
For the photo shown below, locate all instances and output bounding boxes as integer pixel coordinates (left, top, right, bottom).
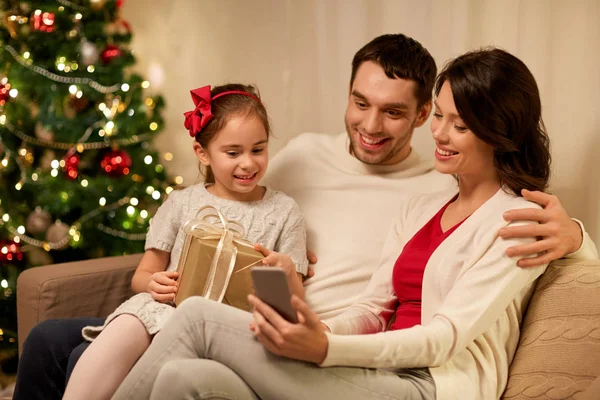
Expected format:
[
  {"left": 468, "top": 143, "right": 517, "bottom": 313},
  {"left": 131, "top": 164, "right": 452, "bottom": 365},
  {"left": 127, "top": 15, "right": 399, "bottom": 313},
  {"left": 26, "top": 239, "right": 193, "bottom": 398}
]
[{"left": 181, "top": 205, "right": 260, "bottom": 303}]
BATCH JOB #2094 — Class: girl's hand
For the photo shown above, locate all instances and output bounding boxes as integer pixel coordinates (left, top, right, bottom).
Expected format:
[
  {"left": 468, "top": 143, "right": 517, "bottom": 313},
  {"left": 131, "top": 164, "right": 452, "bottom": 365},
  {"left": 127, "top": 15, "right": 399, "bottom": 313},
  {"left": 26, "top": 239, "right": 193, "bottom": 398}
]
[
  {"left": 254, "top": 244, "right": 306, "bottom": 299},
  {"left": 254, "top": 244, "right": 296, "bottom": 276},
  {"left": 248, "top": 294, "right": 328, "bottom": 364},
  {"left": 147, "top": 271, "right": 179, "bottom": 303}
]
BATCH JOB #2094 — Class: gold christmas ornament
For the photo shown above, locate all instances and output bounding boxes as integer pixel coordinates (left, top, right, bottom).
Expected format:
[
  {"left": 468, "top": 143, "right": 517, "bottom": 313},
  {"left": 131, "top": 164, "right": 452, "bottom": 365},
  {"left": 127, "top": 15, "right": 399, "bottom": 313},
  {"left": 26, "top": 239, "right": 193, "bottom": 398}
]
[
  {"left": 45, "top": 220, "right": 70, "bottom": 250},
  {"left": 26, "top": 207, "right": 52, "bottom": 235},
  {"left": 89, "top": 0, "right": 108, "bottom": 12}
]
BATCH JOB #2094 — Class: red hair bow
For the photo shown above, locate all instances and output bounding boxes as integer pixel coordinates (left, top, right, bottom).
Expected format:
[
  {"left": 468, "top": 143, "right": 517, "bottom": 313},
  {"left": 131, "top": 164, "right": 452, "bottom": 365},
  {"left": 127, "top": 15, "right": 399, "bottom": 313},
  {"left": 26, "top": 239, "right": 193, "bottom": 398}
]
[
  {"left": 183, "top": 86, "right": 214, "bottom": 137},
  {"left": 184, "top": 85, "right": 262, "bottom": 137}
]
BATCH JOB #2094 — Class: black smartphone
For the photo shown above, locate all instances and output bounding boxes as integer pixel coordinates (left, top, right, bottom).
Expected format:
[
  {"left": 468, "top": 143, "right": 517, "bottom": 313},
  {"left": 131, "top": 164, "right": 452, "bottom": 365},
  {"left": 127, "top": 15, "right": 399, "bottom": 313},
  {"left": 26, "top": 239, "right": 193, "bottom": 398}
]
[{"left": 251, "top": 267, "right": 298, "bottom": 323}]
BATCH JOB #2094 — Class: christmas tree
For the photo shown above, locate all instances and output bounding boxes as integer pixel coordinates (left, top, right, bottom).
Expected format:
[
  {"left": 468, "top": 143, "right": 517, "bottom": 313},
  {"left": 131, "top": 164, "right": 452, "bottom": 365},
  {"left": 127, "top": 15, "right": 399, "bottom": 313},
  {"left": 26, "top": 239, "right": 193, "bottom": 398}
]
[{"left": 0, "top": 0, "right": 172, "bottom": 369}]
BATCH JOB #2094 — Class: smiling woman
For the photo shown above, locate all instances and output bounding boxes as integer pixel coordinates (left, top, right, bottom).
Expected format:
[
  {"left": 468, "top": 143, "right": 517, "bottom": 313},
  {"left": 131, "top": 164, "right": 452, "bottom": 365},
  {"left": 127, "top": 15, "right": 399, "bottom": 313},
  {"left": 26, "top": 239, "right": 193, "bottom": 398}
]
[
  {"left": 433, "top": 49, "right": 551, "bottom": 196},
  {"left": 431, "top": 82, "right": 497, "bottom": 182}
]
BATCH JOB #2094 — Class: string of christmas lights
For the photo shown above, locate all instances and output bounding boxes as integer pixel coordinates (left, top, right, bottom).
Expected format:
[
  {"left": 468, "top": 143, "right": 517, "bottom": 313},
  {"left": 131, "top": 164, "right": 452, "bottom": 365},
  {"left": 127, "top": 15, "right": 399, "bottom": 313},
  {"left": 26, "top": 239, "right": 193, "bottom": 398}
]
[
  {"left": 56, "top": 0, "right": 87, "bottom": 12},
  {"left": 1, "top": 118, "right": 152, "bottom": 150},
  {"left": 4, "top": 44, "right": 122, "bottom": 94},
  {"left": 97, "top": 223, "right": 146, "bottom": 240},
  {"left": 0, "top": 195, "right": 149, "bottom": 251}
]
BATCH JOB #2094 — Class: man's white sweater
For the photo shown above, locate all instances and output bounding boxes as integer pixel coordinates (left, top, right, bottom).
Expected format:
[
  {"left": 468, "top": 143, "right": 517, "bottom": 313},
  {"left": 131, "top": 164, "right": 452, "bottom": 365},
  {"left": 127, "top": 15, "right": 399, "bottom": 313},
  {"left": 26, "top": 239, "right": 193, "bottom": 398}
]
[{"left": 263, "top": 132, "right": 454, "bottom": 319}]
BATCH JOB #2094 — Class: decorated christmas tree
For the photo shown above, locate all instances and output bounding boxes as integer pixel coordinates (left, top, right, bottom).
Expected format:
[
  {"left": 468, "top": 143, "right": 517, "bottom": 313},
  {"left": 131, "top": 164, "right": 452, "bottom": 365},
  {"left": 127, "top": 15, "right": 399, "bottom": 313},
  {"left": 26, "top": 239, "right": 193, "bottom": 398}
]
[{"left": 0, "top": 0, "right": 172, "bottom": 367}]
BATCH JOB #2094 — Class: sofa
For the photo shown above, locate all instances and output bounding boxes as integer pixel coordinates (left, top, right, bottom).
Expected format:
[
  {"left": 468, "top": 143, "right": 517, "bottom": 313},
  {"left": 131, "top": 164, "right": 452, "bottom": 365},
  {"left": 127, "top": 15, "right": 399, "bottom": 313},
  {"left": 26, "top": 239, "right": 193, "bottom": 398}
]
[{"left": 16, "top": 255, "right": 600, "bottom": 399}]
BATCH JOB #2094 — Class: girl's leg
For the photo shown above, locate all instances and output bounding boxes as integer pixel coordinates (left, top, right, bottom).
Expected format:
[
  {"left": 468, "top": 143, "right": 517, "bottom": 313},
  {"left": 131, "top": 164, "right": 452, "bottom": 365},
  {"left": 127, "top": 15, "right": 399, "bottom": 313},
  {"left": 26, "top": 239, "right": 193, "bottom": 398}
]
[
  {"left": 63, "top": 314, "right": 151, "bottom": 400},
  {"left": 113, "top": 297, "right": 435, "bottom": 400},
  {"left": 150, "top": 359, "right": 259, "bottom": 400}
]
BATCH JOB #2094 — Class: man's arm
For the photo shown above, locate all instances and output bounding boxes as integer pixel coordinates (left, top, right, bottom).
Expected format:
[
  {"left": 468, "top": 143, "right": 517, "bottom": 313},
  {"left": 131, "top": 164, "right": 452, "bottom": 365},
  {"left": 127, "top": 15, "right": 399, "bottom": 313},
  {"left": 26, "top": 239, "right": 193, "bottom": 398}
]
[{"left": 500, "top": 189, "right": 598, "bottom": 267}]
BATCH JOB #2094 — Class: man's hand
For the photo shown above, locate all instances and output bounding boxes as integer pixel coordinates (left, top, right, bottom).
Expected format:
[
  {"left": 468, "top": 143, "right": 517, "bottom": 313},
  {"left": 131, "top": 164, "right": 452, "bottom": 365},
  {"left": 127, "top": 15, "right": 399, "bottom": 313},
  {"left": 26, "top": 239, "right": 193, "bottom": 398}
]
[
  {"left": 147, "top": 271, "right": 179, "bottom": 303},
  {"left": 305, "top": 250, "right": 317, "bottom": 279},
  {"left": 248, "top": 294, "right": 328, "bottom": 364},
  {"left": 500, "top": 189, "right": 583, "bottom": 267}
]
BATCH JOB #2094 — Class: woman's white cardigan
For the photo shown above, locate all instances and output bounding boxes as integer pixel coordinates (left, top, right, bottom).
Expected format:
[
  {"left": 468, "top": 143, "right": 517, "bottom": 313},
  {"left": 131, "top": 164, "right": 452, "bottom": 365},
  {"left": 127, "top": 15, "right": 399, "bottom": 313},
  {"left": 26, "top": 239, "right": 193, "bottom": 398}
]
[{"left": 322, "top": 189, "right": 554, "bottom": 400}]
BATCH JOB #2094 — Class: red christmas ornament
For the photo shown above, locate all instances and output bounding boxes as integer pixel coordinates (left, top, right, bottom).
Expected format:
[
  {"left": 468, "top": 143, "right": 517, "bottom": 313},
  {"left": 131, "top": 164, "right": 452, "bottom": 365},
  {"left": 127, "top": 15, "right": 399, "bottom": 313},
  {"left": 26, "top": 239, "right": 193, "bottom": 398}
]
[
  {"left": 101, "top": 149, "right": 131, "bottom": 177},
  {"left": 63, "top": 152, "right": 80, "bottom": 180},
  {"left": 0, "top": 82, "right": 11, "bottom": 106},
  {"left": 101, "top": 44, "right": 121, "bottom": 65},
  {"left": 30, "top": 11, "right": 55, "bottom": 33},
  {"left": 0, "top": 240, "right": 23, "bottom": 262},
  {"left": 116, "top": 0, "right": 125, "bottom": 8}
]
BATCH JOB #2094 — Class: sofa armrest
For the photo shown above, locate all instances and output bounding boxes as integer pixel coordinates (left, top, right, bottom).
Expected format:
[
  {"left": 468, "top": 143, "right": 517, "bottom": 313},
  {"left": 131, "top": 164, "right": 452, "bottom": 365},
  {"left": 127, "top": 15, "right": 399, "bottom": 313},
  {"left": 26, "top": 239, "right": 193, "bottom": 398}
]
[
  {"left": 16, "top": 253, "right": 142, "bottom": 354},
  {"left": 503, "top": 258, "right": 600, "bottom": 399}
]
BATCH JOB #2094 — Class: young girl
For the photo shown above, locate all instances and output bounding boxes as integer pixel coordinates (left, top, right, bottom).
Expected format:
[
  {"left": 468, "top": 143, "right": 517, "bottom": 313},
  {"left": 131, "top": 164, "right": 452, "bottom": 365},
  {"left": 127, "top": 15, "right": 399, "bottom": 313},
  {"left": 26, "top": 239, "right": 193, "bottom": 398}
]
[{"left": 63, "top": 83, "right": 309, "bottom": 400}]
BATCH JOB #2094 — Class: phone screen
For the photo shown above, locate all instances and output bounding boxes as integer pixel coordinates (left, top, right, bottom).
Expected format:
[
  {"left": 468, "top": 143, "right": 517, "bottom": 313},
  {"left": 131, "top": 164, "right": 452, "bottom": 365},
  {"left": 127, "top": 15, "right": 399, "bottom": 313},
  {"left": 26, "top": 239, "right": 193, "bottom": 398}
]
[{"left": 251, "top": 267, "right": 298, "bottom": 323}]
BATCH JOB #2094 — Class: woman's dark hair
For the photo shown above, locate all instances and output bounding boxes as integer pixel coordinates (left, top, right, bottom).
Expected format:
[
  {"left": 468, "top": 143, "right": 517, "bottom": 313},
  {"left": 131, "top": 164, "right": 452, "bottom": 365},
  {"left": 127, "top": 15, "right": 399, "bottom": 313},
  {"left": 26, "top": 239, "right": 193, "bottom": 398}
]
[
  {"left": 194, "top": 83, "right": 270, "bottom": 183},
  {"left": 351, "top": 33, "right": 437, "bottom": 108},
  {"left": 435, "top": 48, "right": 551, "bottom": 195}
]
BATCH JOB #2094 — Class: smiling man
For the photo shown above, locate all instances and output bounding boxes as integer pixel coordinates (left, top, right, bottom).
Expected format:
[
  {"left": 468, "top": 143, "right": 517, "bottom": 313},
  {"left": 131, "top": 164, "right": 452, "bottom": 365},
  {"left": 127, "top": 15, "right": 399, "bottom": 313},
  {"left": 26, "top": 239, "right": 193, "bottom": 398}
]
[{"left": 345, "top": 61, "right": 431, "bottom": 166}]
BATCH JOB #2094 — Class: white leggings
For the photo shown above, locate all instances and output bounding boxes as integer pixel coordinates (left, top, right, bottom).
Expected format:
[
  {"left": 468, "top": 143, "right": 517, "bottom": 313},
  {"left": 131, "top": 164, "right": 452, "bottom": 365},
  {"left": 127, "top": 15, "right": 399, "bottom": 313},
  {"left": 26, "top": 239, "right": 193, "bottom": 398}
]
[{"left": 112, "top": 297, "right": 436, "bottom": 400}]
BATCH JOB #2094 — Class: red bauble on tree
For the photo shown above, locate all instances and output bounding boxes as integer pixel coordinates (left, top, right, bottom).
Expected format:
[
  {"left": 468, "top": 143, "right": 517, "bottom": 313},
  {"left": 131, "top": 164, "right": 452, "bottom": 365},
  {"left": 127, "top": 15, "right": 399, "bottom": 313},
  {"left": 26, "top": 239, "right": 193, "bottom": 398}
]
[
  {"left": 0, "top": 240, "right": 23, "bottom": 262},
  {"left": 101, "top": 44, "right": 121, "bottom": 65},
  {"left": 101, "top": 149, "right": 131, "bottom": 177},
  {"left": 0, "top": 81, "right": 12, "bottom": 106},
  {"left": 63, "top": 152, "right": 80, "bottom": 180},
  {"left": 30, "top": 11, "right": 55, "bottom": 32}
]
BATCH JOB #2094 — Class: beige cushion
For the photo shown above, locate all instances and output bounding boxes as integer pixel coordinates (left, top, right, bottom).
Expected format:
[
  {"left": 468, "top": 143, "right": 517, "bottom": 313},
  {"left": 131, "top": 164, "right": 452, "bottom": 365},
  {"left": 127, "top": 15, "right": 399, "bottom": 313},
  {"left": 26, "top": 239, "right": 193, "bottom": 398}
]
[{"left": 503, "top": 259, "right": 600, "bottom": 399}]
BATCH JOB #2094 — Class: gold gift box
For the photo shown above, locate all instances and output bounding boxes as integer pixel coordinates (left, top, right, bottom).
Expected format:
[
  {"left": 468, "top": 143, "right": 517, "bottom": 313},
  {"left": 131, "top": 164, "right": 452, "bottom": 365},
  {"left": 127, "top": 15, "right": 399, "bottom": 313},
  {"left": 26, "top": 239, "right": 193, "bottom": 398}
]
[{"left": 174, "top": 207, "right": 264, "bottom": 311}]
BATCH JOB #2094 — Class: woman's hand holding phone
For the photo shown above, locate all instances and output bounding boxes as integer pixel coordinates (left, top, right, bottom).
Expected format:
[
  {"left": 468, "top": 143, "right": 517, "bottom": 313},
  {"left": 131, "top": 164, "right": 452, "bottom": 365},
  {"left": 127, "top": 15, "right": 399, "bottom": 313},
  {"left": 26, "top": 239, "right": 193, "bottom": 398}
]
[{"left": 248, "top": 292, "right": 329, "bottom": 364}]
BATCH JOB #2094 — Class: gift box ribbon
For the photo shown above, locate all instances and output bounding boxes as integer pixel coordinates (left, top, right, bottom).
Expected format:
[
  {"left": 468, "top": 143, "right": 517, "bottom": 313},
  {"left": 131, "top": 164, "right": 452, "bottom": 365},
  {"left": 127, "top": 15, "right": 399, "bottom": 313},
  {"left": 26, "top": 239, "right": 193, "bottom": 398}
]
[{"left": 182, "top": 205, "right": 255, "bottom": 303}]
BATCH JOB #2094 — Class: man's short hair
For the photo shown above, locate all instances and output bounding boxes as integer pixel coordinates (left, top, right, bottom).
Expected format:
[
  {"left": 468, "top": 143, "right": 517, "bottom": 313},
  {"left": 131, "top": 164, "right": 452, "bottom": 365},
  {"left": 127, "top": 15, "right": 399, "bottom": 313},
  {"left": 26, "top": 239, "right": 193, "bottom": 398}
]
[{"left": 351, "top": 34, "right": 437, "bottom": 107}]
